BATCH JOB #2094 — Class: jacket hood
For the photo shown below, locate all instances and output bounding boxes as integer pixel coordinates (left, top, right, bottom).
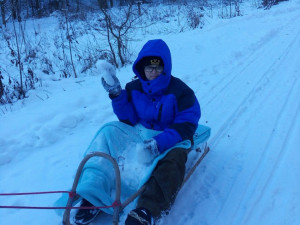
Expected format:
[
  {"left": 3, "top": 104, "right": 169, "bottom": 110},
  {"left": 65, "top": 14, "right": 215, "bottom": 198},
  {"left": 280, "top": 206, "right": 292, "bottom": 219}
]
[{"left": 132, "top": 39, "right": 172, "bottom": 95}]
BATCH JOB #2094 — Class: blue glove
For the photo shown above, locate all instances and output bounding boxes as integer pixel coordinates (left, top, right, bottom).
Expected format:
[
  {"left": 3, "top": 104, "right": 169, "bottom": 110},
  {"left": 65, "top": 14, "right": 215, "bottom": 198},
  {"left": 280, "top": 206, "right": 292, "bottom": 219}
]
[
  {"left": 101, "top": 75, "right": 121, "bottom": 97},
  {"left": 143, "top": 138, "right": 159, "bottom": 156}
]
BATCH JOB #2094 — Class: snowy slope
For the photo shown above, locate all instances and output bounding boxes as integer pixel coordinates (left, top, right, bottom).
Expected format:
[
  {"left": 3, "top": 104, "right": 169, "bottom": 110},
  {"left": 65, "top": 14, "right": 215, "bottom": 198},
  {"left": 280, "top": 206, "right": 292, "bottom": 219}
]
[{"left": 1, "top": 1, "right": 300, "bottom": 225}]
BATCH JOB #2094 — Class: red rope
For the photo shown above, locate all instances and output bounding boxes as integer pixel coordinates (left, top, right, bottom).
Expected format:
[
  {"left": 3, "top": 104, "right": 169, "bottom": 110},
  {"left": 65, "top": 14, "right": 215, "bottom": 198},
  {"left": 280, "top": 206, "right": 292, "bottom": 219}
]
[
  {"left": 0, "top": 202, "right": 121, "bottom": 210},
  {"left": 0, "top": 191, "right": 121, "bottom": 210},
  {"left": 0, "top": 191, "right": 73, "bottom": 196}
]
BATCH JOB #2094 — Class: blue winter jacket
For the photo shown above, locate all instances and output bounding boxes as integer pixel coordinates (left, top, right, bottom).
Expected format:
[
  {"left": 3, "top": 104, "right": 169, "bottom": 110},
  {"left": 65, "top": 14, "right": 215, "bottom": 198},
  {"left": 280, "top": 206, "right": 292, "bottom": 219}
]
[{"left": 111, "top": 39, "right": 201, "bottom": 153}]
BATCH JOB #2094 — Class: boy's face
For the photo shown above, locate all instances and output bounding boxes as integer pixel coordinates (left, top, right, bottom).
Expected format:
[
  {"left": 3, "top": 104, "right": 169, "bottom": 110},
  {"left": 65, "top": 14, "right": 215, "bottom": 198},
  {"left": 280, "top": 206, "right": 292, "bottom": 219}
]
[{"left": 144, "top": 65, "right": 164, "bottom": 81}]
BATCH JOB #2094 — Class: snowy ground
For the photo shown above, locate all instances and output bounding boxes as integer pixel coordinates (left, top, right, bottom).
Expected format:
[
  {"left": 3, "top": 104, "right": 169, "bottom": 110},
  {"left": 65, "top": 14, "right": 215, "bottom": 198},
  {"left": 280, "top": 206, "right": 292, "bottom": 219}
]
[{"left": 1, "top": 1, "right": 300, "bottom": 225}]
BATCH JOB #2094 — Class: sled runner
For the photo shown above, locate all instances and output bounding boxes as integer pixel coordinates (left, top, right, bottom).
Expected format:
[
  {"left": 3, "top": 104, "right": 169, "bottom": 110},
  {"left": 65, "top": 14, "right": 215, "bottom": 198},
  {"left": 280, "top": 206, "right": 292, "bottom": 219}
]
[{"left": 62, "top": 124, "right": 210, "bottom": 225}]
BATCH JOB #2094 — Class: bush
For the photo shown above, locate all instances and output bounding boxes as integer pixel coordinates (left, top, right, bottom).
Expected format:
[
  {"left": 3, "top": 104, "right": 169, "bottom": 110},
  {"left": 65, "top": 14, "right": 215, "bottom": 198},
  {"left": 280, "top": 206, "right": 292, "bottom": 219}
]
[
  {"left": 187, "top": 7, "right": 204, "bottom": 29},
  {"left": 262, "top": 0, "right": 287, "bottom": 9}
]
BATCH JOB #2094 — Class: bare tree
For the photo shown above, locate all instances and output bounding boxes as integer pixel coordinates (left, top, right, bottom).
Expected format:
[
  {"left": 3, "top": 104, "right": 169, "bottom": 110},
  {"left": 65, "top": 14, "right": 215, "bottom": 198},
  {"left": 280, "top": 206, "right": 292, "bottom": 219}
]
[
  {"left": 10, "top": 0, "right": 21, "bottom": 21},
  {"left": 10, "top": 2, "right": 24, "bottom": 96},
  {"left": 76, "top": 0, "right": 80, "bottom": 11},
  {"left": 63, "top": 8, "right": 78, "bottom": 78},
  {"left": 0, "top": 3, "right": 5, "bottom": 26},
  {"left": 120, "top": 0, "right": 135, "bottom": 6},
  {"left": 99, "top": 4, "right": 137, "bottom": 67},
  {"left": 0, "top": 0, "right": 7, "bottom": 26},
  {"left": 48, "top": 0, "right": 60, "bottom": 13},
  {"left": 98, "top": 0, "right": 108, "bottom": 9},
  {"left": 262, "top": 0, "right": 285, "bottom": 8},
  {"left": 0, "top": 71, "right": 4, "bottom": 102}
]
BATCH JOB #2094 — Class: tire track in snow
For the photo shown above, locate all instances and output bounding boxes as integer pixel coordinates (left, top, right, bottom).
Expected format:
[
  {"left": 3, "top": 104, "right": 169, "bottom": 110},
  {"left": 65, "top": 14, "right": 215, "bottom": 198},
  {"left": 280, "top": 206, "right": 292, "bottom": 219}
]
[
  {"left": 227, "top": 31, "right": 300, "bottom": 225},
  {"left": 200, "top": 11, "right": 300, "bottom": 109},
  {"left": 227, "top": 76, "right": 300, "bottom": 225},
  {"left": 213, "top": 51, "right": 299, "bottom": 225},
  {"left": 208, "top": 24, "right": 300, "bottom": 149},
  {"left": 197, "top": 18, "right": 300, "bottom": 225},
  {"left": 242, "top": 79, "right": 300, "bottom": 225}
]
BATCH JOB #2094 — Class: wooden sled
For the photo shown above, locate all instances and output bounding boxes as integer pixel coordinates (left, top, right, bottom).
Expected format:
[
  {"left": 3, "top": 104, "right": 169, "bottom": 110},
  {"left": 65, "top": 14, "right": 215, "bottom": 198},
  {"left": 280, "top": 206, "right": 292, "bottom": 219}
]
[{"left": 62, "top": 142, "right": 210, "bottom": 225}]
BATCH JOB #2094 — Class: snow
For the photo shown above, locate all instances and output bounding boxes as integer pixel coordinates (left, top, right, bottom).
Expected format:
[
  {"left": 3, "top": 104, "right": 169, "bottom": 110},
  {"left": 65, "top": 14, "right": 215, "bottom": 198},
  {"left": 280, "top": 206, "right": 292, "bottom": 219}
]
[{"left": 1, "top": 1, "right": 300, "bottom": 225}]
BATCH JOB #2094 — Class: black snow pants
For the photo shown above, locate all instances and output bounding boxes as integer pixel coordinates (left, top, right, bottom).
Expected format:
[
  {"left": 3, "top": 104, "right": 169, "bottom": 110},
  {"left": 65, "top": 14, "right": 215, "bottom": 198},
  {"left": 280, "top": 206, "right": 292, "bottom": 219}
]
[{"left": 137, "top": 148, "right": 188, "bottom": 218}]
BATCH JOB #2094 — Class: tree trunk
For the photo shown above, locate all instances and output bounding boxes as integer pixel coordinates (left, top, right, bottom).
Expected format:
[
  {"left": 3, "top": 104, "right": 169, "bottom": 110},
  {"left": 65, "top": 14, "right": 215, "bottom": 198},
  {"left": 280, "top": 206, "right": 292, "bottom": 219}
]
[
  {"left": 105, "top": 15, "right": 118, "bottom": 67},
  {"left": 0, "top": 73, "right": 4, "bottom": 101},
  {"left": 35, "top": 0, "right": 40, "bottom": 9},
  {"left": 1, "top": 0, "right": 6, "bottom": 27},
  {"left": 76, "top": 0, "right": 80, "bottom": 12},
  {"left": 117, "top": 37, "right": 125, "bottom": 66},
  {"left": 12, "top": 18, "right": 24, "bottom": 96},
  {"left": 137, "top": 1, "right": 141, "bottom": 16},
  {"left": 64, "top": 8, "right": 78, "bottom": 78},
  {"left": 11, "top": 0, "right": 16, "bottom": 19},
  {"left": 98, "top": 0, "right": 108, "bottom": 9},
  {"left": 28, "top": 0, "right": 34, "bottom": 16},
  {"left": 16, "top": 0, "right": 21, "bottom": 21}
]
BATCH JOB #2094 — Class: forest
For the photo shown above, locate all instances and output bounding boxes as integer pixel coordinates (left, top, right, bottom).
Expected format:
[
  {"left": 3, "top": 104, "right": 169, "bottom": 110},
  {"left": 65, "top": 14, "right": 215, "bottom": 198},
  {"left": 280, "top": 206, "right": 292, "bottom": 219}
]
[{"left": 0, "top": 0, "right": 285, "bottom": 105}]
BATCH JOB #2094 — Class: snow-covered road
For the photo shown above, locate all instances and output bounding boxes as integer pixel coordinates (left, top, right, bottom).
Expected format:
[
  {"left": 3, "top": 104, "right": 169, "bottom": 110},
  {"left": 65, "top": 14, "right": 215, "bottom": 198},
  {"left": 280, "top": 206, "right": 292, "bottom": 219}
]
[{"left": 164, "top": 3, "right": 300, "bottom": 225}]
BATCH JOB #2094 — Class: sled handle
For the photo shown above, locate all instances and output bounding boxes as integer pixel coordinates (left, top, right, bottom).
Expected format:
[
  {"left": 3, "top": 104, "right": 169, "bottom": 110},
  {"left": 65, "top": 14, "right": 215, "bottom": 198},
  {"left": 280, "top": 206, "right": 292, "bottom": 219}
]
[{"left": 63, "top": 152, "right": 121, "bottom": 225}]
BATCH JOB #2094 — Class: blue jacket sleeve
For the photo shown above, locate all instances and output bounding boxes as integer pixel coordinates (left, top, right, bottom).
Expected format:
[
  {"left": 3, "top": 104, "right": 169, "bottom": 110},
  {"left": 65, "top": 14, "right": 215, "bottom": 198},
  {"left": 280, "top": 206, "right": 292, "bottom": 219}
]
[
  {"left": 153, "top": 84, "right": 201, "bottom": 153},
  {"left": 111, "top": 90, "right": 139, "bottom": 125}
]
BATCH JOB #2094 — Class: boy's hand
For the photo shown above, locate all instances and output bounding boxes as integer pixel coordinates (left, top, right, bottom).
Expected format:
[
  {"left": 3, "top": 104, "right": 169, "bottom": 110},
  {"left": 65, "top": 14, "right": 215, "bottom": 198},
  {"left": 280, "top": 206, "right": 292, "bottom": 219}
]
[
  {"left": 99, "top": 61, "right": 121, "bottom": 97},
  {"left": 101, "top": 75, "right": 121, "bottom": 97},
  {"left": 144, "top": 138, "right": 159, "bottom": 156}
]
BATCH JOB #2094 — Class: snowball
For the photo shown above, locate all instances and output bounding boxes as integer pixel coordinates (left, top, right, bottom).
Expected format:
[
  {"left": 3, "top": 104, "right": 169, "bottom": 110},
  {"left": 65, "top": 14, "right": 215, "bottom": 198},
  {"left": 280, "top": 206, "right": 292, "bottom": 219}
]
[
  {"left": 136, "top": 143, "right": 154, "bottom": 165},
  {"left": 96, "top": 61, "right": 116, "bottom": 85}
]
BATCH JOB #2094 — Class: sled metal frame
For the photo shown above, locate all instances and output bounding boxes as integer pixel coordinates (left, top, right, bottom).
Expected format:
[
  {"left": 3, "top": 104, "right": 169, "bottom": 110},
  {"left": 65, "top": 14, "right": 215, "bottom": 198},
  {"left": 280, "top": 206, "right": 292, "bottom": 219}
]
[{"left": 63, "top": 144, "right": 210, "bottom": 225}]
